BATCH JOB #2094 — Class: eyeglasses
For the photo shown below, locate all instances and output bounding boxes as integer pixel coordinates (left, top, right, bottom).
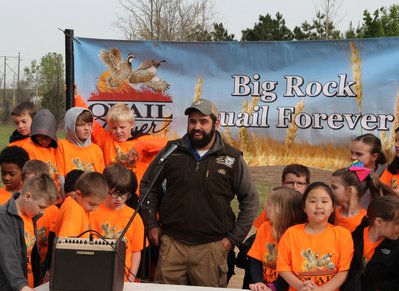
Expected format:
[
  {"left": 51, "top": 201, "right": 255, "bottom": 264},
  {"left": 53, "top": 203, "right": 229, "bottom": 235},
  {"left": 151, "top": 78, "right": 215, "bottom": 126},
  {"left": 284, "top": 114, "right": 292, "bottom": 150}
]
[
  {"left": 108, "top": 191, "right": 129, "bottom": 199},
  {"left": 284, "top": 181, "right": 307, "bottom": 187}
]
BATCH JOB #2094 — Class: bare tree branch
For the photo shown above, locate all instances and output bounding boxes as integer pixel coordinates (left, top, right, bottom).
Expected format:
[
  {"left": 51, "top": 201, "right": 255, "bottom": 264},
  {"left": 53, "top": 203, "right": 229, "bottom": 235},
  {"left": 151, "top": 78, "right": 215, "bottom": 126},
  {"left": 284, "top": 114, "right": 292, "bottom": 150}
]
[{"left": 114, "top": 0, "right": 216, "bottom": 41}]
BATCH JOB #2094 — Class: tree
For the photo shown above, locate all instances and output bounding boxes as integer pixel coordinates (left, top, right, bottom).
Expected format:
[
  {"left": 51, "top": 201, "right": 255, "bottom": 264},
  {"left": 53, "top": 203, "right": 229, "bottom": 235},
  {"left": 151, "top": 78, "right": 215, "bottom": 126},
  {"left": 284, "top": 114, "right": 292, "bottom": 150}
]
[
  {"left": 294, "top": 0, "right": 342, "bottom": 40},
  {"left": 211, "top": 23, "right": 235, "bottom": 41},
  {"left": 21, "top": 60, "right": 41, "bottom": 96},
  {"left": 39, "top": 53, "right": 65, "bottom": 124},
  {"left": 115, "top": 0, "right": 216, "bottom": 41},
  {"left": 355, "top": 5, "right": 399, "bottom": 38},
  {"left": 241, "top": 12, "right": 293, "bottom": 41},
  {"left": 188, "top": 22, "right": 235, "bottom": 41}
]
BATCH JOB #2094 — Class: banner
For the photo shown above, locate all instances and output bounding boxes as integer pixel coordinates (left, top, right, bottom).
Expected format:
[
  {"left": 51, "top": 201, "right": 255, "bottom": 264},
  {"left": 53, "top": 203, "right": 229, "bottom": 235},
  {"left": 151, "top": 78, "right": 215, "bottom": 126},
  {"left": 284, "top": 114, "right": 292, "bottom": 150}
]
[{"left": 74, "top": 37, "right": 399, "bottom": 169}]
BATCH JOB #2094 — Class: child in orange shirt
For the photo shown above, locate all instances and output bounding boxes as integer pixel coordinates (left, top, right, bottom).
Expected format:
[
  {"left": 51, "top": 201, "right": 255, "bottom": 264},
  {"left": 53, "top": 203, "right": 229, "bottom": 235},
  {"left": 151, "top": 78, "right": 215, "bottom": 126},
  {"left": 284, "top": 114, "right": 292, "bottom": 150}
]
[
  {"left": 56, "top": 107, "right": 105, "bottom": 197},
  {"left": 9, "top": 101, "right": 37, "bottom": 149},
  {"left": 343, "top": 196, "right": 399, "bottom": 291},
  {"left": 21, "top": 159, "right": 58, "bottom": 282},
  {"left": 0, "top": 173, "right": 58, "bottom": 291},
  {"left": 332, "top": 161, "right": 397, "bottom": 232},
  {"left": 350, "top": 133, "right": 387, "bottom": 208},
  {"left": 248, "top": 187, "right": 306, "bottom": 291},
  {"left": 89, "top": 102, "right": 167, "bottom": 188},
  {"left": 23, "top": 109, "right": 59, "bottom": 189},
  {"left": 89, "top": 163, "right": 146, "bottom": 282},
  {"left": 55, "top": 172, "right": 108, "bottom": 238},
  {"left": 0, "top": 145, "right": 30, "bottom": 205},
  {"left": 277, "top": 182, "right": 354, "bottom": 291},
  {"left": 253, "top": 164, "right": 310, "bottom": 229}
]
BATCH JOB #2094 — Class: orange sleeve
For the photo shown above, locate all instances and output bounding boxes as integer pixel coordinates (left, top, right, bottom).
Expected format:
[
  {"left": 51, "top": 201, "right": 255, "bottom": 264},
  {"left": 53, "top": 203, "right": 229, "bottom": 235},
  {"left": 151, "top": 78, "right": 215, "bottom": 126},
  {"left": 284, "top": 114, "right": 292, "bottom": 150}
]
[
  {"left": 74, "top": 95, "right": 88, "bottom": 108},
  {"left": 93, "top": 144, "right": 105, "bottom": 173},
  {"left": 335, "top": 227, "right": 354, "bottom": 271},
  {"left": 9, "top": 138, "right": 31, "bottom": 151},
  {"left": 276, "top": 227, "right": 294, "bottom": 272},
  {"left": 380, "top": 169, "right": 392, "bottom": 185},
  {"left": 248, "top": 221, "right": 272, "bottom": 261},
  {"left": 0, "top": 188, "right": 13, "bottom": 206},
  {"left": 139, "top": 135, "right": 167, "bottom": 157},
  {"left": 57, "top": 198, "right": 89, "bottom": 238},
  {"left": 55, "top": 140, "right": 67, "bottom": 177},
  {"left": 253, "top": 209, "right": 267, "bottom": 229},
  {"left": 128, "top": 213, "right": 147, "bottom": 252}
]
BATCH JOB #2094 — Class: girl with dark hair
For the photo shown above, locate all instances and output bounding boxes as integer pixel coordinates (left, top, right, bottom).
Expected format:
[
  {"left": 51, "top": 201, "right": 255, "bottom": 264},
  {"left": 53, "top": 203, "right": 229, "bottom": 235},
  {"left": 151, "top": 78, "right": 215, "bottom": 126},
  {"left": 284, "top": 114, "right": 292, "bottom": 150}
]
[
  {"left": 277, "top": 182, "right": 353, "bottom": 290},
  {"left": 351, "top": 133, "right": 388, "bottom": 208},
  {"left": 343, "top": 196, "right": 399, "bottom": 291},
  {"left": 332, "top": 161, "right": 397, "bottom": 232}
]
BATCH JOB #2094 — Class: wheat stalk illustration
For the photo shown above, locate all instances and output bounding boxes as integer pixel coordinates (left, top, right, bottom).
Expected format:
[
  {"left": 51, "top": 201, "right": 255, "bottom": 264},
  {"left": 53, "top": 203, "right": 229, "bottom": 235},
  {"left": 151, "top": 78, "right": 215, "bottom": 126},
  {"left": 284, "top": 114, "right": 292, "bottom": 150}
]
[
  {"left": 285, "top": 99, "right": 305, "bottom": 157},
  {"left": 350, "top": 42, "right": 363, "bottom": 114},
  {"left": 193, "top": 74, "right": 203, "bottom": 101}
]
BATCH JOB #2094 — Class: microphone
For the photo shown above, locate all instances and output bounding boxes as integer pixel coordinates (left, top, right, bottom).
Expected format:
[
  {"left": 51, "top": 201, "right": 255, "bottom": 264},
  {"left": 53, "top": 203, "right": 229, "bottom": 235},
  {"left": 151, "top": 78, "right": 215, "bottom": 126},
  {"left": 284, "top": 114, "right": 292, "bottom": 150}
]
[{"left": 157, "top": 141, "right": 180, "bottom": 165}]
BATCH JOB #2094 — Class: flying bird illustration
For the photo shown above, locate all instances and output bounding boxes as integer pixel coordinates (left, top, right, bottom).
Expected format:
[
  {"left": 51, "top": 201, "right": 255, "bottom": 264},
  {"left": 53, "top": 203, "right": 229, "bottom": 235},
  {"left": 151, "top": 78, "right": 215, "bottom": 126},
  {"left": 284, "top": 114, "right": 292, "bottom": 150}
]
[
  {"left": 99, "top": 48, "right": 135, "bottom": 88},
  {"left": 128, "top": 60, "right": 170, "bottom": 92}
]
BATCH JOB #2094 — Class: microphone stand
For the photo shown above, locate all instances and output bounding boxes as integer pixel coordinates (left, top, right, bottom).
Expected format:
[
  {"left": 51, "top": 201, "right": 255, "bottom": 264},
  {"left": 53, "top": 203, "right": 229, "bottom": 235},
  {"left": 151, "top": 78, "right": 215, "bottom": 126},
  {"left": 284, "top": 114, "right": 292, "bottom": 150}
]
[{"left": 118, "top": 154, "right": 168, "bottom": 282}]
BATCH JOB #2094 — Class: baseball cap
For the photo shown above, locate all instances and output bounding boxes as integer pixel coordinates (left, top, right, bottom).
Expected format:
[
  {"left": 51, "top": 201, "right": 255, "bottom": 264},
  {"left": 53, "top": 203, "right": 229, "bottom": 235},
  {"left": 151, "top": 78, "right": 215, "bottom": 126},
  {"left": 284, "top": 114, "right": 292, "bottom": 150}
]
[{"left": 184, "top": 99, "right": 219, "bottom": 118}]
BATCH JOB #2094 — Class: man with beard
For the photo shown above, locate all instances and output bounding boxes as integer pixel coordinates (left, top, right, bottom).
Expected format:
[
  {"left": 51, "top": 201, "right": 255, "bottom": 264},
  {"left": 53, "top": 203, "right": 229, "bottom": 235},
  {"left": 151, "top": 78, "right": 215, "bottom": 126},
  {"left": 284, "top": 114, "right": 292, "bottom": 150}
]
[{"left": 140, "top": 99, "right": 259, "bottom": 287}]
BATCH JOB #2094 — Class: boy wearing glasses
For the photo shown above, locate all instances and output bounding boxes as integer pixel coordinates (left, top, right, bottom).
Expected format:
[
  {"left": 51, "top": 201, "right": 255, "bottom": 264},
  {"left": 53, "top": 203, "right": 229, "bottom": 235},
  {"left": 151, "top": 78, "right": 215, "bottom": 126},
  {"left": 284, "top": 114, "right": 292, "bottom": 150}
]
[
  {"left": 89, "top": 164, "right": 146, "bottom": 282},
  {"left": 253, "top": 164, "right": 309, "bottom": 228},
  {"left": 55, "top": 172, "right": 108, "bottom": 238}
]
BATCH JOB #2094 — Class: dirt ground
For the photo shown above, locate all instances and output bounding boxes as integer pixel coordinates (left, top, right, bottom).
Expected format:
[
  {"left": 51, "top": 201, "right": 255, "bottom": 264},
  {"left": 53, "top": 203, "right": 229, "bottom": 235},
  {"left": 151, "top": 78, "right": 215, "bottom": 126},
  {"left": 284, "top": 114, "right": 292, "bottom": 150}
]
[{"left": 227, "top": 165, "right": 332, "bottom": 289}]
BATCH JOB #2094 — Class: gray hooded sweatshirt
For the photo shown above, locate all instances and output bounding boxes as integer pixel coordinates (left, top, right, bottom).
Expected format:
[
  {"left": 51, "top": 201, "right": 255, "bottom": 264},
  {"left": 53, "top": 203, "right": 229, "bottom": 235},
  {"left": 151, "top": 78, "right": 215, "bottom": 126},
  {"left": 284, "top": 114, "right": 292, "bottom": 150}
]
[
  {"left": 64, "top": 107, "right": 92, "bottom": 147},
  {"left": 30, "top": 109, "right": 58, "bottom": 148}
]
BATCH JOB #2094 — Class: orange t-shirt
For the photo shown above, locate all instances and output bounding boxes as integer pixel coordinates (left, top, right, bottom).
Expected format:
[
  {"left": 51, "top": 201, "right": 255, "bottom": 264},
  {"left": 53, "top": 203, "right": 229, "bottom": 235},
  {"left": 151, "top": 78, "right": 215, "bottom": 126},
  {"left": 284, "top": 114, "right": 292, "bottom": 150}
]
[
  {"left": 362, "top": 226, "right": 383, "bottom": 268},
  {"left": 20, "top": 212, "right": 36, "bottom": 287},
  {"left": 9, "top": 137, "right": 31, "bottom": 151},
  {"left": 92, "top": 123, "right": 167, "bottom": 188},
  {"left": 0, "top": 187, "right": 13, "bottom": 206},
  {"left": 55, "top": 139, "right": 105, "bottom": 177},
  {"left": 37, "top": 205, "right": 60, "bottom": 263},
  {"left": 334, "top": 207, "right": 367, "bottom": 233},
  {"left": 89, "top": 204, "right": 146, "bottom": 280},
  {"left": 380, "top": 169, "right": 399, "bottom": 190},
  {"left": 56, "top": 196, "right": 90, "bottom": 238},
  {"left": 23, "top": 140, "right": 58, "bottom": 182},
  {"left": 253, "top": 209, "right": 268, "bottom": 229},
  {"left": 247, "top": 221, "right": 278, "bottom": 284},
  {"left": 277, "top": 223, "right": 354, "bottom": 291}
]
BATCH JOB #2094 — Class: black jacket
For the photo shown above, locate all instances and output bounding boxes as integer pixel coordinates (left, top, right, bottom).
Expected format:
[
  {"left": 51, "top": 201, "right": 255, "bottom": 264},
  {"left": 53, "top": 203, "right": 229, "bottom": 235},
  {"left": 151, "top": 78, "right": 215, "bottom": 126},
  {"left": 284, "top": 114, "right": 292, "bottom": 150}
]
[
  {"left": 0, "top": 194, "right": 41, "bottom": 290},
  {"left": 140, "top": 132, "right": 259, "bottom": 246},
  {"left": 9, "top": 129, "right": 29, "bottom": 144},
  {"left": 342, "top": 217, "right": 399, "bottom": 291}
]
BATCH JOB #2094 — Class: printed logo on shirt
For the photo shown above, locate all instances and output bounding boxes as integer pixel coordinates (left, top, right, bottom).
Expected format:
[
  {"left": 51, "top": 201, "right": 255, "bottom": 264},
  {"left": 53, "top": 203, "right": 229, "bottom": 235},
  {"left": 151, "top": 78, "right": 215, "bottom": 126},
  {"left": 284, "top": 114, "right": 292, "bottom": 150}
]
[
  {"left": 262, "top": 243, "right": 278, "bottom": 284},
  {"left": 216, "top": 155, "right": 235, "bottom": 168},
  {"left": 390, "top": 178, "right": 399, "bottom": 189},
  {"left": 114, "top": 146, "right": 140, "bottom": 169},
  {"left": 37, "top": 225, "right": 48, "bottom": 247},
  {"left": 100, "top": 222, "right": 128, "bottom": 245},
  {"left": 24, "top": 231, "right": 36, "bottom": 252},
  {"left": 72, "top": 157, "right": 95, "bottom": 172},
  {"left": 298, "top": 248, "right": 337, "bottom": 286}
]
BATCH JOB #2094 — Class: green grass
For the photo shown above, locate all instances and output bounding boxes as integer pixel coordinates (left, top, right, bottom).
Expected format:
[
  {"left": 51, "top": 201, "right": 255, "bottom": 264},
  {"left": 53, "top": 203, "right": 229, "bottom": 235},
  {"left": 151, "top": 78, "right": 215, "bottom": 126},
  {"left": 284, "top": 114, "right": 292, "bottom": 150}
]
[
  {"left": 230, "top": 182, "right": 273, "bottom": 216},
  {"left": 0, "top": 124, "right": 15, "bottom": 149}
]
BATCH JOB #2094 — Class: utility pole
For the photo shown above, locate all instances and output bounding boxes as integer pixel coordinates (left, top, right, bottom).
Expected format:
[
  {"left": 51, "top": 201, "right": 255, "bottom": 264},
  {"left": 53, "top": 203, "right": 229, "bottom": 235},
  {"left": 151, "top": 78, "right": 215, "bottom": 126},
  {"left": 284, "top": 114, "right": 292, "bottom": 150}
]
[
  {"left": 17, "top": 52, "right": 20, "bottom": 101},
  {"left": 3, "top": 56, "right": 6, "bottom": 108}
]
